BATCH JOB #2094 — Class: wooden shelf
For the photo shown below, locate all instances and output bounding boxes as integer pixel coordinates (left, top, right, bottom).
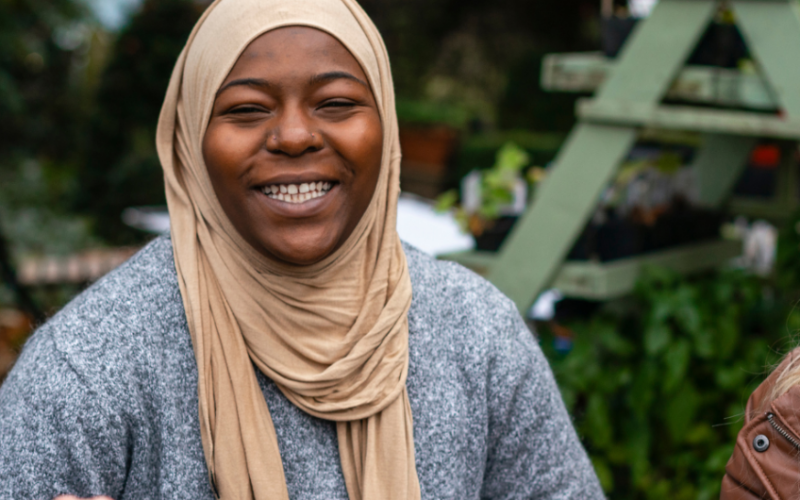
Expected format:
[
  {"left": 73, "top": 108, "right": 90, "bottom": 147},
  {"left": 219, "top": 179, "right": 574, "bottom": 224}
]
[
  {"left": 542, "top": 52, "right": 778, "bottom": 111},
  {"left": 441, "top": 239, "right": 742, "bottom": 300},
  {"left": 577, "top": 99, "right": 800, "bottom": 140},
  {"left": 484, "top": 2, "right": 800, "bottom": 310}
]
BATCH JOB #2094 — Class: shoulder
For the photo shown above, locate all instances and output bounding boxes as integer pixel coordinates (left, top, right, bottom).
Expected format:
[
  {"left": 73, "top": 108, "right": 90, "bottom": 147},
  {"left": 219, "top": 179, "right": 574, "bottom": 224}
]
[
  {"left": 4, "top": 236, "right": 191, "bottom": 411},
  {"left": 402, "top": 242, "right": 538, "bottom": 375},
  {"left": 42, "top": 235, "right": 184, "bottom": 353},
  {"left": 403, "top": 242, "right": 522, "bottom": 334}
]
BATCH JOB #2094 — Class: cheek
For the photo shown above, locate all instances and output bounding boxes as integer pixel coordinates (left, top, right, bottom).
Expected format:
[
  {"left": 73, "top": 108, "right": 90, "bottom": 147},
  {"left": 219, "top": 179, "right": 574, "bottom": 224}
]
[
  {"left": 203, "top": 126, "right": 259, "bottom": 188},
  {"left": 202, "top": 127, "right": 234, "bottom": 183},
  {"left": 338, "top": 114, "right": 383, "bottom": 188}
]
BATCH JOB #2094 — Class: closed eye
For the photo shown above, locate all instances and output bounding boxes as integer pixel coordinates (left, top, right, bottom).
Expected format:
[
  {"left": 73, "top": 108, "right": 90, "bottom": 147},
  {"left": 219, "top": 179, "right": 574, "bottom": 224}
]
[
  {"left": 229, "top": 106, "right": 267, "bottom": 114},
  {"left": 320, "top": 100, "right": 356, "bottom": 109}
]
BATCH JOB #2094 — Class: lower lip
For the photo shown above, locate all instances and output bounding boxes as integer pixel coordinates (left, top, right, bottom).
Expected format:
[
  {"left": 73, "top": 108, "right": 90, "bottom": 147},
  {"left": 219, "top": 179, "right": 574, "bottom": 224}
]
[{"left": 258, "top": 185, "right": 339, "bottom": 217}]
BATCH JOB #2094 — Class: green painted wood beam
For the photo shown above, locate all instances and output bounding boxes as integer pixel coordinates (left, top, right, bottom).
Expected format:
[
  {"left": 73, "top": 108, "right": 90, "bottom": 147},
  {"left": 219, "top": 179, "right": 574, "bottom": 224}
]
[
  {"left": 486, "top": 0, "right": 719, "bottom": 312},
  {"left": 552, "top": 239, "right": 742, "bottom": 300},
  {"left": 578, "top": 99, "right": 800, "bottom": 139},
  {"left": 486, "top": 124, "right": 637, "bottom": 310},
  {"left": 542, "top": 52, "right": 778, "bottom": 111},
  {"left": 441, "top": 239, "right": 743, "bottom": 301},
  {"left": 596, "top": 0, "right": 718, "bottom": 104},
  {"left": 733, "top": 0, "right": 800, "bottom": 118},
  {"left": 693, "top": 134, "right": 758, "bottom": 207}
]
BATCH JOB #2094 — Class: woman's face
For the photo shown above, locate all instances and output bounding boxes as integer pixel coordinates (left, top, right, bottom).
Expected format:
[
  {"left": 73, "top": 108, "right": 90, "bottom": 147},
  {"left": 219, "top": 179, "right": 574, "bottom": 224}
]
[{"left": 203, "top": 27, "right": 383, "bottom": 266}]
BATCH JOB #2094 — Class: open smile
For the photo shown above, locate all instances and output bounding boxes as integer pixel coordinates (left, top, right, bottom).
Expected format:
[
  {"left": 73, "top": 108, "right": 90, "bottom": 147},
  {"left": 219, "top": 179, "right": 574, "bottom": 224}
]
[{"left": 261, "top": 181, "right": 335, "bottom": 204}]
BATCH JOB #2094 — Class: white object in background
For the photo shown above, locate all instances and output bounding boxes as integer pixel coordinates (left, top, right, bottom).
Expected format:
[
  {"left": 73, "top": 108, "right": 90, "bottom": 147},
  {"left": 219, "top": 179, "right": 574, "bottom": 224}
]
[
  {"left": 528, "top": 289, "right": 564, "bottom": 321},
  {"left": 502, "top": 178, "right": 529, "bottom": 216},
  {"left": 461, "top": 171, "right": 482, "bottom": 214},
  {"left": 460, "top": 170, "right": 528, "bottom": 217},
  {"left": 396, "top": 195, "right": 474, "bottom": 256},
  {"left": 743, "top": 220, "right": 778, "bottom": 276},
  {"left": 122, "top": 207, "right": 171, "bottom": 234},
  {"left": 629, "top": 0, "right": 658, "bottom": 18}
]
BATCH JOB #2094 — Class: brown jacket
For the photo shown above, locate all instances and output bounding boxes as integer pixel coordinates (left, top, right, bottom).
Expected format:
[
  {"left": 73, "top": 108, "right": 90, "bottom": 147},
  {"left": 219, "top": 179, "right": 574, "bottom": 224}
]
[{"left": 721, "top": 348, "right": 800, "bottom": 499}]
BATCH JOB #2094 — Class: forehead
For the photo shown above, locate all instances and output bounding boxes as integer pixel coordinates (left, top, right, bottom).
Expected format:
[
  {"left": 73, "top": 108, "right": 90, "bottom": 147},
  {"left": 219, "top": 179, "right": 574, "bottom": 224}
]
[{"left": 225, "top": 26, "right": 367, "bottom": 81}]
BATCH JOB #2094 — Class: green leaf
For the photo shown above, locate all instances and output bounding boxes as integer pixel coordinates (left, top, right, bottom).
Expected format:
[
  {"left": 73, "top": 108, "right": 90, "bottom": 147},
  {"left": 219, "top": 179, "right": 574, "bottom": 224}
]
[
  {"left": 675, "top": 301, "right": 701, "bottom": 336},
  {"left": 586, "top": 393, "right": 613, "bottom": 449},
  {"left": 597, "top": 323, "right": 635, "bottom": 356},
  {"left": 434, "top": 189, "right": 459, "bottom": 213},
  {"left": 644, "top": 323, "right": 672, "bottom": 355},
  {"left": 626, "top": 416, "right": 651, "bottom": 485},
  {"left": 493, "top": 141, "right": 530, "bottom": 173},
  {"left": 692, "top": 328, "right": 715, "bottom": 359},
  {"left": 628, "top": 361, "right": 657, "bottom": 418},
  {"left": 684, "top": 424, "right": 714, "bottom": 445},
  {"left": 663, "top": 339, "right": 690, "bottom": 393},
  {"left": 590, "top": 457, "right": 615, "bottom": 492},
  {"left": 715, "top": 366, "right": 746, "bottom": 391},
  {"left": 705, "top": 443, "right": 735, "bottom": 473},
  {"left": 665, "top": 382, "right": 699, "bottom": 442},
  {"left": 714, "top": 316, "right": 740, "bottom": 360}
]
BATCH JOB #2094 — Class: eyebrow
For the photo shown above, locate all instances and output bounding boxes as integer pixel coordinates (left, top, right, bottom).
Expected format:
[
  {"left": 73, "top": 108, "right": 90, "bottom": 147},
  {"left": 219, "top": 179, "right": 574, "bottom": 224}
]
[
  {"left": 215, "top": 71, "right": 369, "bottom": 98},
  {"left": 216, "top": 77, "right": 271, "bottom": 97},
  {"left": 309, "top": 71, "right": 369, "bottom": 89}
]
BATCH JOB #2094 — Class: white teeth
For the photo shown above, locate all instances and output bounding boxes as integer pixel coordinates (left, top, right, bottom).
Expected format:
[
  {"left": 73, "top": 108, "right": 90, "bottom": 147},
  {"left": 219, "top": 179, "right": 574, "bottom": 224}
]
[{"left": 263, "top": 182, "right": 334, "bottom": 204}]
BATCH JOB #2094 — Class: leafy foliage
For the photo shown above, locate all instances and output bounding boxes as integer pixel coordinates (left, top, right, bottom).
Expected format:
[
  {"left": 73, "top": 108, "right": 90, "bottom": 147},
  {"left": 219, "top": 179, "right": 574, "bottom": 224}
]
[
  {"left": 0, "top": 0, "right": 97, "bottom": 253},
  {"left": 74, "top": 0, "right": 203, "bottom": 244},
  {"left": 540, "top": 267, "right": 797, "bottom": 499},
  {"left": 776, "top": 208, "right": 800, "bottom": 292},
  {"left": 479, "top": 141, "right": 529, "bottom": 219},
  {"left": 0, "top": 0, "right": 103, "bottom": 316},
  {"left": 436, "top": 141, "right": 529, "bottom": 233},
  {"left": 0, "top": 0, "right": 86, "bottom": 163}
]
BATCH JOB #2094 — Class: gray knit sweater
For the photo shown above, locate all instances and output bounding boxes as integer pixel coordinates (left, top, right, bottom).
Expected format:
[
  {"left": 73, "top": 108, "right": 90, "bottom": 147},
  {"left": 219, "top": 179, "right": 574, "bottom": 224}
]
[{"left": 0, "top": 236, "right": 603, "bottom": 500}]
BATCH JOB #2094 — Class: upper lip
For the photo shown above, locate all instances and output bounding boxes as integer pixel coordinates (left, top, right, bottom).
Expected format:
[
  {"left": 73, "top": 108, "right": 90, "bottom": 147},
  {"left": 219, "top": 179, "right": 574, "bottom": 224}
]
[{"left": 252, "top": 173, "right": 339, "bottom": 188}]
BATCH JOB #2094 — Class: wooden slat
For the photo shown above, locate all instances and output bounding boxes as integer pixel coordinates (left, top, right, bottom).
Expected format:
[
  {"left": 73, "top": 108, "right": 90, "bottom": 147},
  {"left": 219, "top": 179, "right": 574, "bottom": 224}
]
[
  {"left": 542, "top": 52, "right": 778, "bottom": 110},
  {"left": 442, "top": 239, "right": 742, "bottom": 300},
  {"left": 17, "top": 247, "right": 140, "bottom": 286},
  {"left": 578, "top": 99, "right": 800, "bottom": 139}
]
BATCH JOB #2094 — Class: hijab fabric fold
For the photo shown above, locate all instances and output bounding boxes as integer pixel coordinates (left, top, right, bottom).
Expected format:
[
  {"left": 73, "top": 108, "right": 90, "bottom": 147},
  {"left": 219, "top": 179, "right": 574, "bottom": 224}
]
[{"left": 155, "top": 1, "right": 419, "bottom": 498}]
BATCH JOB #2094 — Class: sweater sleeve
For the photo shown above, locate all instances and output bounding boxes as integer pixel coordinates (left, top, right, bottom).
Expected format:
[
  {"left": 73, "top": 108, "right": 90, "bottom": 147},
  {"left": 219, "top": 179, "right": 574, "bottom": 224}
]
[
  {"left": 480, "top": 310, "right": 605, "bottom": 500},
  {"left": 0, "top": 329, "right": 129, "bottom": 500}
]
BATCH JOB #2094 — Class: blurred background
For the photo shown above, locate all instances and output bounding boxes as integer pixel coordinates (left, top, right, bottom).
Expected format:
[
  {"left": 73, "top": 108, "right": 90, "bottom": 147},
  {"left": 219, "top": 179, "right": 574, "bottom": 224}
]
[{"left": 3, "top": 0, "right": 800, "bottom": 498}]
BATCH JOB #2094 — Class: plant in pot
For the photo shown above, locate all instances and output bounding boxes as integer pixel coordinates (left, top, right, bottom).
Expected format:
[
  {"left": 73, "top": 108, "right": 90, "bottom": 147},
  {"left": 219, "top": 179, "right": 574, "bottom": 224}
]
[
  {"left": 436, "top": 141, "right": 531, "bottom": 252},
  {"left": 395, "top": 99, "right": 467, "bottom": 200}
]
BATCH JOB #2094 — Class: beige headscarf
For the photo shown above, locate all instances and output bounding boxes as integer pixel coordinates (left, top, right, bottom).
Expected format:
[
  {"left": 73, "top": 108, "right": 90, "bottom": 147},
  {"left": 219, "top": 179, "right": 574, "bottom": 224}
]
[{"left": 155, "top": 1, "right": 418, "bottom": 499}]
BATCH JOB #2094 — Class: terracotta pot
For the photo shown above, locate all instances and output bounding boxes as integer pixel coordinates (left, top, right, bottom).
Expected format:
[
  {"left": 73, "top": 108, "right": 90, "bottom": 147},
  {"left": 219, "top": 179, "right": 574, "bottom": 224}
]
[
  {"left": 400, "top": 126, "right": 458, "bottom": 168},
  {"left": 398, "top": 125, "right": 459, "bottom": 199}
]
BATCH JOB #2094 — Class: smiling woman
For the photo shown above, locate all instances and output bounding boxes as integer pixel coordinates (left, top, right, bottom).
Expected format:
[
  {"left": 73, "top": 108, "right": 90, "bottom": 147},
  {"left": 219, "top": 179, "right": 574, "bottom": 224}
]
[{"left": 0, "top": 1, "right": 603, "bottom": 499}]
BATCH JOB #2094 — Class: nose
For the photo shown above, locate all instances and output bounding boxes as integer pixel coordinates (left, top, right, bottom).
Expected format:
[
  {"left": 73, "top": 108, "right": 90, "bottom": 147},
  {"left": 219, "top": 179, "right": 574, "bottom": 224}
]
[{"left": 265, "top": 104, "right": 323, "bottom": 157}]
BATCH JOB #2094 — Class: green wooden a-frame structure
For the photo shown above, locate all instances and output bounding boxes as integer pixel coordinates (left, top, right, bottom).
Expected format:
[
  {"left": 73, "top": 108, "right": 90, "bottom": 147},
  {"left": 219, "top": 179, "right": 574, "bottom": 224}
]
[{"left": 451, "top": 0, "right": 800, "bottom": 312}]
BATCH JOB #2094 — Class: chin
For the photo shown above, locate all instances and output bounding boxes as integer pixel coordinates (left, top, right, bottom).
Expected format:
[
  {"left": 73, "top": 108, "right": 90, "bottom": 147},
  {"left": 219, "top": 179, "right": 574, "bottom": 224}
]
[{"left": 261, "top": 232, "right": 341, "bottom": 266}]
